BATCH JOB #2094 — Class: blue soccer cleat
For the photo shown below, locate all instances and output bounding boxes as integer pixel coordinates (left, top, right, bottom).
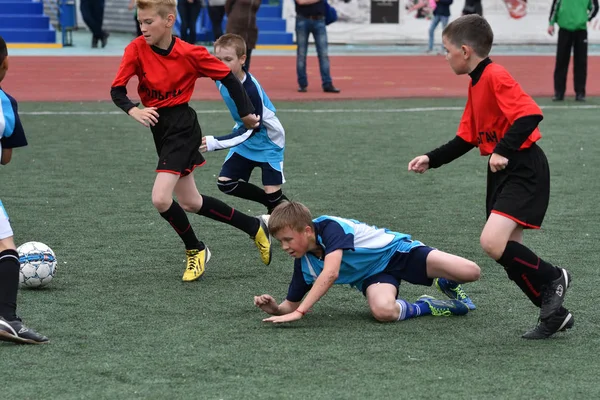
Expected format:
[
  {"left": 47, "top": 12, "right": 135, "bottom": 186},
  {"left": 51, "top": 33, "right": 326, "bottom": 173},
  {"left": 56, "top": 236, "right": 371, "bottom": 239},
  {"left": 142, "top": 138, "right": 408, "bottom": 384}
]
[
  {"left": 416, "top": 295, "right": 470, "bottom": 316},
  {"left": 435, "top": 278, "right": 477, "bottom": 310}
]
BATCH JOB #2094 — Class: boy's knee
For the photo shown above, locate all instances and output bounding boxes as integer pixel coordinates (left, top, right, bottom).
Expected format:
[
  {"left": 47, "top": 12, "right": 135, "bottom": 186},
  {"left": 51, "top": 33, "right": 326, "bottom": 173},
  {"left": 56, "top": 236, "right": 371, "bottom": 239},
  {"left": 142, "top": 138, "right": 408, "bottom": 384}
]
[
  {"left": 370, "top": 302, "right": 398, "bottom": 322},
  {"left": 217, "top": 178, "right": 237, "bottom": 194},
  {"left": 464, "top": 261, "right": 481, "bottom": 282},
  {"left": 151, "top": 194, "right": 172, "bottom": 212},
  {"left": 479, "top": 233, "right": 504, "bottom": 260}
]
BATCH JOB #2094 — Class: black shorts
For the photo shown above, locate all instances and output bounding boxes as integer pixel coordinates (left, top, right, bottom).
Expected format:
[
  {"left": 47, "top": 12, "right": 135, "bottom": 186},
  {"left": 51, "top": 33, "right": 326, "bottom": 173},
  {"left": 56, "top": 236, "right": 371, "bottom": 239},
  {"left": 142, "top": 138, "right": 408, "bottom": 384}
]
[
  {"left": 361, "top": 245, "right": 435, "bottom": 297},
  {"left": 486, "top": 143, "right": 550, "bottom": 229},
  {"left": 150, "top": 103, "right": 206, "bottom": 177},
  {"left": 219, "top": 152, "right": 285, "bottom": 186}
]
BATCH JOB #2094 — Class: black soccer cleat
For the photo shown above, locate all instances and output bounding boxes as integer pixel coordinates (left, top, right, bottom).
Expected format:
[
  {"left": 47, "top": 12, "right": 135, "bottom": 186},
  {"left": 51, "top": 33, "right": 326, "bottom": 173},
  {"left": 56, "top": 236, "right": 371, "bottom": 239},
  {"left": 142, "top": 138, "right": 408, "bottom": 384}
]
[
  {"left": 522, "top": 310, "right": 574, "bottom": 340},
  {"left": 0, "top": 317, "right": 49, "bottom": 345},
  {"left": 540, "top": 268, "right": 571, "bottom": 320}
]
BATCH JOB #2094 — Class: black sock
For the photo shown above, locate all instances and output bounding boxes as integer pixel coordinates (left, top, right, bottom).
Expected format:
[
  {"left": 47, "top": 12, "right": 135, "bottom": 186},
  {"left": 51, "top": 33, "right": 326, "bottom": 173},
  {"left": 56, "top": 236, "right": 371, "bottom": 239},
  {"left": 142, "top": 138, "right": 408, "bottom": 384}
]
[
  {"left": 217, "top": 180, "right": 269, "bottom": 206},
  {"left": 266, "top": 190, "right": 288, "bottom": 213},
  {"left": 0, "top": 249, "right": 20, "bottom": 321},
  {"left": 503, "top": 267, "right": 543, "bottom": 307},
  {"left": 197, "top": 195, "right": 259, "bottom": 236},
  {"left": 159, "top": 201, "right": 202, "bottom": 250},
  {"left": 498, "top": 241, "right": 562, "bottom": 283}
]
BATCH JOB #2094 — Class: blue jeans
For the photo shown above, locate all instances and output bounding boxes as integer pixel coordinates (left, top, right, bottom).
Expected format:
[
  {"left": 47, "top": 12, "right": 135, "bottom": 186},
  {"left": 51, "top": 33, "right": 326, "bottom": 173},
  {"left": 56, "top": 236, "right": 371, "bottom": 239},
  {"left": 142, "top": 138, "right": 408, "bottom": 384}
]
[
  {"left": 428, "top": 15, "right": 449, "bottom": 52},
  {"left": 296, "top": 15, "right": 332, "bottom": 88}
]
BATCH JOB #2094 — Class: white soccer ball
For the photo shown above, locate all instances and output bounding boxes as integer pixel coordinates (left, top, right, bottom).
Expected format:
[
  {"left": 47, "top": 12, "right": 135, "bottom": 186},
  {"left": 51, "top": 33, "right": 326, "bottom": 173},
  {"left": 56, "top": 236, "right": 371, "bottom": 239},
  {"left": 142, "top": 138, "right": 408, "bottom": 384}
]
[{"left": 17, "top": 241, "right": 57, "bottom": 289}]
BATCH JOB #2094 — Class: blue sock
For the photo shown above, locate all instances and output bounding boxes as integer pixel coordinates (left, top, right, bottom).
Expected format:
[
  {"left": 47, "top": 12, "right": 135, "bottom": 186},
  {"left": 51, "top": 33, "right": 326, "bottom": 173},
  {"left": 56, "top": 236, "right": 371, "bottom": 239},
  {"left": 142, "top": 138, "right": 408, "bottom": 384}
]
[{"left": 396, "top": 299, "right": 432, "bottom": 321}]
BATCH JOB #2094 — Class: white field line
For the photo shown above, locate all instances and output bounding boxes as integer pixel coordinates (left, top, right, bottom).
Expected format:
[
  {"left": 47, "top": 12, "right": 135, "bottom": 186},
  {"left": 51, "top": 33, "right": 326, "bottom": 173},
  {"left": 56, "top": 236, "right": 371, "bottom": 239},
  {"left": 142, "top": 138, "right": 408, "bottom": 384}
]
[{"left": 19, "top": 104, "right": 600, "bottom": 116}]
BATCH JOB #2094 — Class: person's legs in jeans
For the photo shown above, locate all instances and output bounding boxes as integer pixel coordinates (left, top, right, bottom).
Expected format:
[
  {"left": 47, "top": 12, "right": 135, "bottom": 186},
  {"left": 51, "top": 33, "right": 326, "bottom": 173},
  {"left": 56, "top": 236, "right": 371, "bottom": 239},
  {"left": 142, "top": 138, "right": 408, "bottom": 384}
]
[
  {"left": 312, "top": 19, "right": 333, "bottom": 88},
  {"left": 296, "top": 16, "right": 310, "bottom": 89},
  {"left": 439, "top": 16, "right": 449, "bottom": 53},
  {"left": 428, "top": 15, "right": 441, "bottom": 52}
]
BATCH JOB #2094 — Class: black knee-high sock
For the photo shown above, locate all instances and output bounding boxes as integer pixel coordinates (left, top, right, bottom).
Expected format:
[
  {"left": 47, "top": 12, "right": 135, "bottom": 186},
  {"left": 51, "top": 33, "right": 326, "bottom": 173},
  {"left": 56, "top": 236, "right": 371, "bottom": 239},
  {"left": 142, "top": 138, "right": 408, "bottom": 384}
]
[
  {"left": 217, "top": 180, "right": 269, "bottom": 206},
  {"left": 498, "top": 241, "right": 562, "bottom": 282},
  {"left": 0, "top": 249, "right": 20, "bottom": 321},
  {"left": 503, "top": 267, "right": 543, "bottom": 307},
  {"left": 266, "top": 190, "right": 288, "bottom": 213},
  {"left": 197, "top": 195, "right": 259, "bottom": 236},
  {"left": 159, "top": 201, "right": 203, "bottom": 250}
]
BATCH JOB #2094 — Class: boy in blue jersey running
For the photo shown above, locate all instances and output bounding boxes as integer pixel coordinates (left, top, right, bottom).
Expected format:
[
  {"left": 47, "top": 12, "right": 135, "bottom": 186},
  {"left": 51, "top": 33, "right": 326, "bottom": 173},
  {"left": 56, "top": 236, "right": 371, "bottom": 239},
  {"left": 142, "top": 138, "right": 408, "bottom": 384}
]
[
  {"left": 0, "top": 36, "right": 48, "bottom": 344},
  {"left": 200, "top": 34, "right": 288, "bottom": 214},
  {"left": 254, "top": 201, "right": 481, "bottom": 324}
]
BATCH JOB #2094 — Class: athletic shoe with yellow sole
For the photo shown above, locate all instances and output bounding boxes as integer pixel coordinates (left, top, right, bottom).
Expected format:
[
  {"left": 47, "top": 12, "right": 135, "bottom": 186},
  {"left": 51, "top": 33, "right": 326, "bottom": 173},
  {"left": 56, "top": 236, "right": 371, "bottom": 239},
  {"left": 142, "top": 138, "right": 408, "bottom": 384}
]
[
  {"left": 416, "top": 295, "right": 470, "bottom": 316},
  {"left": 253, "top": 215, "right": 272, "bottom": 265},
  {"left": 182, "top": 247, "right": 211, "bottom": 282},
  {"left": 435, "top": 278, "right": 477, "bottom": 310}
]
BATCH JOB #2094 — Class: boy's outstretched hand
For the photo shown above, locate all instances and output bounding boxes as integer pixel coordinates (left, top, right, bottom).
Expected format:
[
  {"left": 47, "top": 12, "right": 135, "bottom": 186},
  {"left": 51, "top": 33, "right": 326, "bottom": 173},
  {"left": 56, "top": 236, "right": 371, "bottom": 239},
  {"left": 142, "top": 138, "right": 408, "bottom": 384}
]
[
  {"left": 489, "top": 153, "right": 509, "bottom": 172},
  {"left": 263, "top": 311, "right": 303, "bottom": 324},
  {"left": 408, "top": 155, "right": 430, "bottom": 173},
  {"left": 128, "top": 107, "right": 159, "bottom": 127},
  {"left": 241, "top": 113, "right": 260, "bottom": 129}
]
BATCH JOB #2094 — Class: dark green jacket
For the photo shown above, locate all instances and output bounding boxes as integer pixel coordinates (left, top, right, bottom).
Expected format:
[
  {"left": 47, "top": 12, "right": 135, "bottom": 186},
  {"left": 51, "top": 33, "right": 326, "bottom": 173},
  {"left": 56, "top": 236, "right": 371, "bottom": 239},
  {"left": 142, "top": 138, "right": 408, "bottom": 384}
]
[{"left": 549, "top": 0, "right": 599, "bottom": 31}]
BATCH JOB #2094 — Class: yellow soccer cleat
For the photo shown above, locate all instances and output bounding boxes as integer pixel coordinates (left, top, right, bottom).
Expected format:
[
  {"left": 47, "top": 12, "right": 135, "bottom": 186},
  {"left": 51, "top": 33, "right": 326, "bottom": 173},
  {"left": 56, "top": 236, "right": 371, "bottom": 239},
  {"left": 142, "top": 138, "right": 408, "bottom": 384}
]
[
  {"left": 182, "top": 247, "right": 211, "bottom": 282},
  {"left": 253, "top": 215, "right": 272, "bottom": 265}
]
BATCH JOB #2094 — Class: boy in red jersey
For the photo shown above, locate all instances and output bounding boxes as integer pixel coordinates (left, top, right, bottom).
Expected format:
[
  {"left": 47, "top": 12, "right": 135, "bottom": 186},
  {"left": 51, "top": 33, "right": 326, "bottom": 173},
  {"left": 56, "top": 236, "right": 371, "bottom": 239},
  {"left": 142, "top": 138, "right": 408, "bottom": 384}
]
[
  {"left": 110, "top": 0, "right": 272, "bottom": 283},
  {"left": 408, "top": 15, "right": 573, "bottom": 339}
]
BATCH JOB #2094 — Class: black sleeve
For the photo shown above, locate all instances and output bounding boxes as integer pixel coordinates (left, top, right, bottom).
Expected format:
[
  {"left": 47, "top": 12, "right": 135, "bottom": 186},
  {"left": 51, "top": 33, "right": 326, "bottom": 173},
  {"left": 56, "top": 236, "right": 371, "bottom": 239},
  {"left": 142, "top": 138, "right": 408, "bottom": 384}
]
[
  {"left": 493, "top": 115, "right": 543, "bottom": 158},
  {"left": 110, "top": 86, "right": 139, "bottom": 114},
  {"left": 590, "top": 0, "right": 599, "bottom": 20},
  {"left": 219, "top": 71, "right": 255, "bottom": 118},
  {"left": 425, "top": 136, "right": 476, "bottom": 169}
]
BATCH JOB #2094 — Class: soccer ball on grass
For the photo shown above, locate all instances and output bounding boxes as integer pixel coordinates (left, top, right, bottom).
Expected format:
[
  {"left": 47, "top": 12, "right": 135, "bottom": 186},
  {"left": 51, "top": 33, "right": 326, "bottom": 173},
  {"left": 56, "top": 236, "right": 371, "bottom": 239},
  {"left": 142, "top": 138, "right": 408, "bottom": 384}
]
[{"left": 17, "top": 241, "right": 57, "bottom": 289}]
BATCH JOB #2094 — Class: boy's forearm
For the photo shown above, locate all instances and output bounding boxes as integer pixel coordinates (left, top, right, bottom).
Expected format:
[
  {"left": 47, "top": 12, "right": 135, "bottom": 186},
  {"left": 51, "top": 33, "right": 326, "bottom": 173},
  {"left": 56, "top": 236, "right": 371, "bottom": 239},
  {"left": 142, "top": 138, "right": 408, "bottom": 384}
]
[
  {"left": 272, "top": 300, "right": 300, "bottom": 315},
  {"left": 220, "top": 72, "right": 255, "bottom": 117},
  {"left": 425, "top": 136, "right": 475, "bottom": 169},
  {"left": 493, "top": 115, "right": 542, "bottom": 158},
  {"left": 110, "top": 86, "right": 138, "bottom": 113},
  {"left": 296, "top": 253, "right": 341, "bottom": 314}
]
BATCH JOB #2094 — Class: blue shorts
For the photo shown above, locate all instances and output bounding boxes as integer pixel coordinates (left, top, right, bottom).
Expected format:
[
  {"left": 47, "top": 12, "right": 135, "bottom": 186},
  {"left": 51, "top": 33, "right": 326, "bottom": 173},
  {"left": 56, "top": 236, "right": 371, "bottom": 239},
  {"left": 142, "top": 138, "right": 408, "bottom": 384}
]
[
  {"left": 219, "top": 152, "right": 285, "bottom": 186},
  {"left": 361, "top": 245, "right": 435, "bottom": 296}
]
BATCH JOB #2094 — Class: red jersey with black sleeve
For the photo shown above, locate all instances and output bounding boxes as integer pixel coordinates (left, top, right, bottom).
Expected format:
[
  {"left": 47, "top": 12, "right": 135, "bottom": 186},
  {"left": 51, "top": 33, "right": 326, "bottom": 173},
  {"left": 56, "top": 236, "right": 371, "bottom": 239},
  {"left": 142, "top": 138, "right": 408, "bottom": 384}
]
[
  {"left": 111, "top": 36, "right": 230, "bottom": 109},
  {"left": 456, "top": 60, "right": 542, "bottom": 156}
]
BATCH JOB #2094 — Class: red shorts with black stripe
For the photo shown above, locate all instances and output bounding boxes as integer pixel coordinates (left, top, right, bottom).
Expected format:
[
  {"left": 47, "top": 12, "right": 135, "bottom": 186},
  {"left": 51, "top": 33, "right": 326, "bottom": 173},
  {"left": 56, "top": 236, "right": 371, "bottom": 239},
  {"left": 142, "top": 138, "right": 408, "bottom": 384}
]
[
  {"left": 486, "top": 143, "right": 550, "bottom": 229},
  {"left": 150, "top": 103, "right": 206, "bottom": 177}
]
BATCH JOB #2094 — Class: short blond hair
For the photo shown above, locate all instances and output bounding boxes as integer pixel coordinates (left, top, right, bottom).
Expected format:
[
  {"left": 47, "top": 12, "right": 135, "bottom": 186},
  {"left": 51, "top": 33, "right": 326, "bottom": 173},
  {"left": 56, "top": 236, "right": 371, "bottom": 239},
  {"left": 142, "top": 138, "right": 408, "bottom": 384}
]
[
  {"left": 268, "top": 201, "right": 313, "bottom": 236},
  {"left": 136, "top": 0, "right": 176, "bottom": 18},
  {"left": 214, "top": 33, "right": 247, "bottom": 58}
]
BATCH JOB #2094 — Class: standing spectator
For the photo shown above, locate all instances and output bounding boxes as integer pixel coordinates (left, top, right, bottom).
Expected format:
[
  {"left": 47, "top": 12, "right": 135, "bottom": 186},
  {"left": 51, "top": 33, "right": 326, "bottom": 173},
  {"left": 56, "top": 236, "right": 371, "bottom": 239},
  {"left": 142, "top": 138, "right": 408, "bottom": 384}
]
[
  {"left": 427, "top": 0, "right": 453, "bottom": 54},
  {"left": 80, "top": 0, "right": 109, "bottom": 48},
  {"left": 295, "top": 0, "right": 340, "bottom": 93},
  {"left": 178, "top": 0, "right": 203, "bottom": 44},
  {"left": 462, "top": 0, "right": 482, "bottom": 16},
  {"left": 225, "top": 0, "right": 260, "bottom": 71},
  {"left": 207, "top": 0, "right": 226, "bottom": 40},
  {"left": 548, "top": 0, "right": 599, "bottom": 101}
]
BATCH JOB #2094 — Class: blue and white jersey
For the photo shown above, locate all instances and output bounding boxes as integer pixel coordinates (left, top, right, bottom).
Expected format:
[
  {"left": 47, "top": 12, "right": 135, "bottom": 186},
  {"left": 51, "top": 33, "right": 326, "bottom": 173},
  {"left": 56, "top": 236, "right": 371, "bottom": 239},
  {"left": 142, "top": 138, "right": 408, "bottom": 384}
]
[
  {"left": 286, "top": 216, "right": 424, "bottom": 302},
  {"left": 209, "top": 72, "right": 284, "bottom": 164},
  {"left": 0, "top": 88, "right": 28, "bottom": 154}
]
